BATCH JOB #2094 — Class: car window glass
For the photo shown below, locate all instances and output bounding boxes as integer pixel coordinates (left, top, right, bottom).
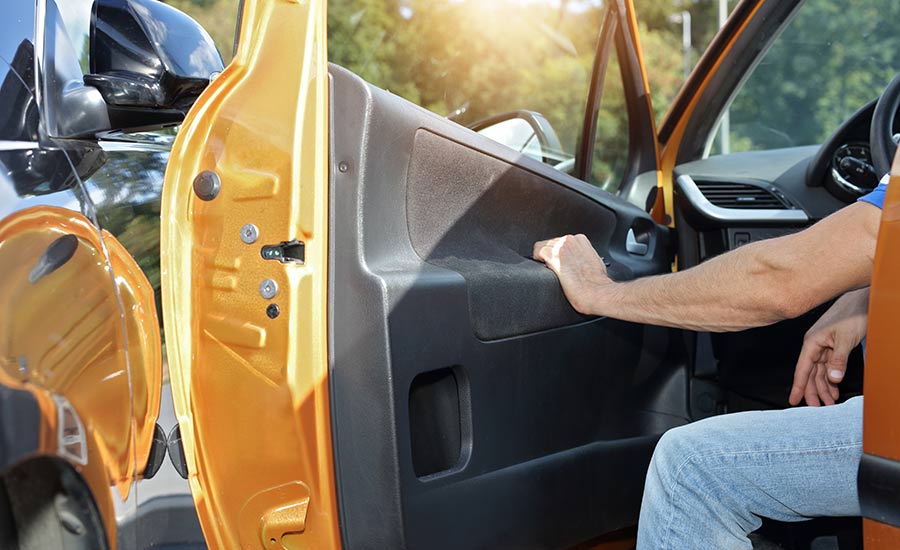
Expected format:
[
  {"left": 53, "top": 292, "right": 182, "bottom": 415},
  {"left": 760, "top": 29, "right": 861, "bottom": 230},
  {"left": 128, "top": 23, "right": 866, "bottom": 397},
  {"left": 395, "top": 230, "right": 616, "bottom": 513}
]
[
  {"left": 328, "top": 1, "right": 737, "bottom": 190},
  {"left": 54, "top": 0, "right": 92, "bottom": 72},
  {"left": 709, "top": 0, "right": 900, "bottom": 154},
  {"left": 41, "top": 0, "right": 101, "bottom": 138},
  {"left": 590, "top": 46, "right": 628, "bottom": 192},
  {"left": 328, "top": 0, "right": 602, "bottom": 175},
  {"left": 165, "top": 0, "right": 242, "bottom": 63},
  {"left": 643, "top": 1, "right": 739, "bottom": 128}
]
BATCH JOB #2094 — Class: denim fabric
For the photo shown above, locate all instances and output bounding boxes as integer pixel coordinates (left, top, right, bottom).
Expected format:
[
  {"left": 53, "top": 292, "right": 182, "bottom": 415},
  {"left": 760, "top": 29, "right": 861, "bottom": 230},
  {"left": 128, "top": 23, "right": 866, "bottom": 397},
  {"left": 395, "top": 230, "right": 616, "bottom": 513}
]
[{"left": 636, "top": 397, "right": 863, "bottom": 550}]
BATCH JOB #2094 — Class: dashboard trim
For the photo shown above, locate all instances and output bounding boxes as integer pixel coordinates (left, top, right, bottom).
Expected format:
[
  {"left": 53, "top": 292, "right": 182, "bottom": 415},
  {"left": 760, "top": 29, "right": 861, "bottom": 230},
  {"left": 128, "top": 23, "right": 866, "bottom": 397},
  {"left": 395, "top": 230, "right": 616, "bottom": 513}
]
[
  {"left": 676, "top": 174, "right": 809, "bottom": 224},
  {"left": 830, "top": 166, "right": 871, "bottom": 197}
]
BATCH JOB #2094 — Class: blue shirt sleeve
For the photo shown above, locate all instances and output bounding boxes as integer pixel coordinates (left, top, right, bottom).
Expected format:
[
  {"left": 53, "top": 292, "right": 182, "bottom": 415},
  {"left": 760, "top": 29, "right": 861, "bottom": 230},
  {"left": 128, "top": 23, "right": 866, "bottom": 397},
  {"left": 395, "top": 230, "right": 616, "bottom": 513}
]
[{"left": 859, "top": 173, "right": 890, "bottom": 209}]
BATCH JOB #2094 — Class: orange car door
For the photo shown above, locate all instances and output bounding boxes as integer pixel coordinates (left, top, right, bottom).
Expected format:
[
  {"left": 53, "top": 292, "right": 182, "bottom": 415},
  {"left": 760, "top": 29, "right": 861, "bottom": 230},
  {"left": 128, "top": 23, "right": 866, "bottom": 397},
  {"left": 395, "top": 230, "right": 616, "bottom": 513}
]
[{"left": 160, "top": 0, "right": 339, "bottom": 548}]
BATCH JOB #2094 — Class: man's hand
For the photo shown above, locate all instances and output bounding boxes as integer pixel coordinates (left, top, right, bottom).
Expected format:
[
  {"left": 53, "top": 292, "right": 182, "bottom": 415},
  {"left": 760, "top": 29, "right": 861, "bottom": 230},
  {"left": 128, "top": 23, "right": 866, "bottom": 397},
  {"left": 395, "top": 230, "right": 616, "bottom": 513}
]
[
  {"left": 532, "top": 234, "right": 613, "bottom": 315},
  {"left": 789, "top": 287, "right": 869, "bottom": 407}
]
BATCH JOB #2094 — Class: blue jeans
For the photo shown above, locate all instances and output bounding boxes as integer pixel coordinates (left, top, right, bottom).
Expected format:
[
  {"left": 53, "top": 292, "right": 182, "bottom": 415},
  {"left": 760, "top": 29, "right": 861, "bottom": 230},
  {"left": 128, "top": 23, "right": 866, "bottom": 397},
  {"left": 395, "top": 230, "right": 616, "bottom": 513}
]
[{"left": 637, "top": 396, "right": 863, "bottom": 550}]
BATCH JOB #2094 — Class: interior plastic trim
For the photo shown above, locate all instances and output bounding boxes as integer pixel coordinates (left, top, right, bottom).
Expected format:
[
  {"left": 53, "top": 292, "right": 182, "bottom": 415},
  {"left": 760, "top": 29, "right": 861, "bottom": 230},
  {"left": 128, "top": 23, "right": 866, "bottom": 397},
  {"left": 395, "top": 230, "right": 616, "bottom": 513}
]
[{"left": 676, "top": 174, "right": 808, "bottom": 223}]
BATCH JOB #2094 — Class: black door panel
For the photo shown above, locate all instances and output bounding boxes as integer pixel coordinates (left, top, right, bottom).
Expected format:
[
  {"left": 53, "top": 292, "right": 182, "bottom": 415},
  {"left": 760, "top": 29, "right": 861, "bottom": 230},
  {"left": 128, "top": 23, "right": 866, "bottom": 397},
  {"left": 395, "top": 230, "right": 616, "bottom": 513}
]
[
  {"left": 329, "top": 64, "right": 686, "bottom": 549},
  {"left": 407, "top": 129, "right": 622, "bottom": 340}
]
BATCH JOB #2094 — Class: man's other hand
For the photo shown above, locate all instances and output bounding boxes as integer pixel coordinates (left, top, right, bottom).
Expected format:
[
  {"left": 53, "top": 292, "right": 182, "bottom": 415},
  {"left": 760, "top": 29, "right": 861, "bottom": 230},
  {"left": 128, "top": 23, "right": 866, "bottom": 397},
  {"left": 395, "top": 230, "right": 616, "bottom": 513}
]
[
  {"left": 789, "top": 287, "right": 869, "bottom": 407},
  {"left": 532, "top": 234, "right": 613, "bottom": 315}
]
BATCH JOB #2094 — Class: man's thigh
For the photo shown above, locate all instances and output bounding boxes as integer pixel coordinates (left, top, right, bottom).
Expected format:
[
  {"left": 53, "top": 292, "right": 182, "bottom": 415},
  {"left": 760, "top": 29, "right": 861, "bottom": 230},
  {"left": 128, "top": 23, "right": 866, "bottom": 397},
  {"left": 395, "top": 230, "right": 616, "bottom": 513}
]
[{"left": 659, "top": 396, "right": 863, "bottom": 519}]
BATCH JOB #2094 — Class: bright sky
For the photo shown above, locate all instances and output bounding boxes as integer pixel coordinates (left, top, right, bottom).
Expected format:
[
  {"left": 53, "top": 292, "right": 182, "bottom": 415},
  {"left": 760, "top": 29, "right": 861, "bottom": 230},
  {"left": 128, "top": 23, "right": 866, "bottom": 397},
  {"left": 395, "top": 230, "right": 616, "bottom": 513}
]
[{"left": 399, "top": 0, "right": 605, "bottom": 18}]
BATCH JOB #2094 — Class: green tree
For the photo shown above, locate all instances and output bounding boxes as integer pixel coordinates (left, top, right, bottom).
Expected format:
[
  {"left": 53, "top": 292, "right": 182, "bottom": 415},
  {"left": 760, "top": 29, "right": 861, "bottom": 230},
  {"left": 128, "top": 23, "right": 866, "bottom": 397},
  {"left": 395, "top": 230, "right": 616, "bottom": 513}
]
[
  {"left": 724, "top": 0, "right": 900, "bottom": 152},
  {"left": 327, "top": 0, "right": 697, "bottom": 190}
]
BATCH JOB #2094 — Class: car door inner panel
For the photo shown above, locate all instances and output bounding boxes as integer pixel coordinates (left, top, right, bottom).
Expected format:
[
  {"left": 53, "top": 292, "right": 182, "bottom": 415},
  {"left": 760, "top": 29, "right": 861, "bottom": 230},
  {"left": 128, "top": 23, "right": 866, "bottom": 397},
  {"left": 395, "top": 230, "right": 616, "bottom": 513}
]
[{"left": 327, "top": 64, "right": 689, "bottom": 550}]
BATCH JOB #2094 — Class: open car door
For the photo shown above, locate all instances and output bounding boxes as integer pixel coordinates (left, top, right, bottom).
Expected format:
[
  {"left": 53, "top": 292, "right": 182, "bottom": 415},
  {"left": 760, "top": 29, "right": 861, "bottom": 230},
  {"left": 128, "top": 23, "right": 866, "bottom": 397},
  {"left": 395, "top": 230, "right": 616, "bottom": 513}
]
[
  {"left": 162, "top": 0, "right": 695, "bottom": 548},
  {"left": 860, "top": 170, "right": 900, "bottom": 548},
  {"left": 325, "top": 2, "right": 683, "bottom": 547},
  {"left": 161, "top": 0, "right": 340, "bottom": 548}
]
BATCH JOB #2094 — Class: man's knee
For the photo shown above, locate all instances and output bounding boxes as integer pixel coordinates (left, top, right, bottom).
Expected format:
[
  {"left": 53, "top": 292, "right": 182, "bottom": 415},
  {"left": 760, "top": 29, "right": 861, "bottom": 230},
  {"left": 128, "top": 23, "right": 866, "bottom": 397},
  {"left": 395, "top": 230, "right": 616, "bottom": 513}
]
[{"left": 650, "top": 423, "right": 709, "bottom": 476}]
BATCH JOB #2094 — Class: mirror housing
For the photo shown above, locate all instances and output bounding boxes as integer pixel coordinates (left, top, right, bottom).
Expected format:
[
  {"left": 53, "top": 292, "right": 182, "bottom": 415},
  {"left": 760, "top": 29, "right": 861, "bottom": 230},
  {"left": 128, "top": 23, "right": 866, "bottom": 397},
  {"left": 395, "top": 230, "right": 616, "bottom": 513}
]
[
  {"left": 469, "top": 110, "right": 567, "bottom": 166},
  {"left": 84, "top": 0, "right": 224, "bottom": 132}
]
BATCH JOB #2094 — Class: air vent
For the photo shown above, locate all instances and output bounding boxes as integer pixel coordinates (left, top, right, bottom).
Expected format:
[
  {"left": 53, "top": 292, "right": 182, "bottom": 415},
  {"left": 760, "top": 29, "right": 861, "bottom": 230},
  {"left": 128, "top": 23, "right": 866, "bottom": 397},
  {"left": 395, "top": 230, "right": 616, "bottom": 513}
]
[{"left": 694, "top": 181, "right": 790, "bottom": 209}]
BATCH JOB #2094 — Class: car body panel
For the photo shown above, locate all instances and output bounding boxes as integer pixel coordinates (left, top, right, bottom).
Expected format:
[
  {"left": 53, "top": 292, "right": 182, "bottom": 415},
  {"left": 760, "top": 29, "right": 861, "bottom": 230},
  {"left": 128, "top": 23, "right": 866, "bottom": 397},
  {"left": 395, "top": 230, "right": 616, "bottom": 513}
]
[
  {"left": 621, "top": 0, "right": 664, "bottom": 225},
  {"left": 0, "top": 205, "right": 161, "bottom": 546},
  {"left": 160, "top": 0, "right": 340, "bottom": 548},
  {"left": 0, "top": 0, "right": 197, "bottom": 548},
  {"left": 0, "top": 27, "right": 138, "bottom": 541},
  {"left": 861, "top": 167, "right": 900, "bottom": 547}
]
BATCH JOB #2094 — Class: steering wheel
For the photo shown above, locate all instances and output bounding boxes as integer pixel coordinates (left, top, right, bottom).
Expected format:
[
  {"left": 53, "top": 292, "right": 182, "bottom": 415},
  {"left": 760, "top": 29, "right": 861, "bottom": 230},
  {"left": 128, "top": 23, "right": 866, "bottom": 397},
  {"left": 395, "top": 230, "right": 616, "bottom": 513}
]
[{"left": 870, "top": 71, "right": 900, "bottom": 177}]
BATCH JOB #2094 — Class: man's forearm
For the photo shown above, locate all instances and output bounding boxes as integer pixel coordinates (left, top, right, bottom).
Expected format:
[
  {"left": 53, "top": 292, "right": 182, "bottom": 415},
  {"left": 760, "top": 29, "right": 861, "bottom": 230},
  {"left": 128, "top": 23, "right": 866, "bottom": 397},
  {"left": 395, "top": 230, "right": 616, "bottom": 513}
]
[
  {"left": 582, "top": 203, "right": 880, "bottom": 332},
  {"left": 588, "top": 240, "right": 810, "bottom": 331}
]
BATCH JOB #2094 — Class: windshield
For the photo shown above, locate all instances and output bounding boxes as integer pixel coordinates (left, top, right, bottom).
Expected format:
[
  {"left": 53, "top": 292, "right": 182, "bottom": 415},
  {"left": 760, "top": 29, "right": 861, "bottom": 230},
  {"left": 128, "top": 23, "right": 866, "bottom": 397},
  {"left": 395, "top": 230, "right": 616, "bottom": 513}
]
[{"left": 712, "top": 0, "right": 900, "bottom": 154}]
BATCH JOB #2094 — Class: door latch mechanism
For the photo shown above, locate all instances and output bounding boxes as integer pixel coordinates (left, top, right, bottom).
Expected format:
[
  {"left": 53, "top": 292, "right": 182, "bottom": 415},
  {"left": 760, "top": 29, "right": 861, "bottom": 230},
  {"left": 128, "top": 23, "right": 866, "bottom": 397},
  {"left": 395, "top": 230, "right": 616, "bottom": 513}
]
[{"left": 260, "top": 240, "right": 305, "bottom": 264}]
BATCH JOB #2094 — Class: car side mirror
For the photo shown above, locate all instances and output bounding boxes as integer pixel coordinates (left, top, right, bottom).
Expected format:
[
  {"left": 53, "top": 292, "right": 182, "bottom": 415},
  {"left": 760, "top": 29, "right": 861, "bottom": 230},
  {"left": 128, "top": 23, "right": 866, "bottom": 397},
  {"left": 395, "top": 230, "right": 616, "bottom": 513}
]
[
  {"left": 83, "top": 0, "right": 224, "bottom": 133},
  {"left": 468, "top": 110, "right": 569, "bottom": 168}
]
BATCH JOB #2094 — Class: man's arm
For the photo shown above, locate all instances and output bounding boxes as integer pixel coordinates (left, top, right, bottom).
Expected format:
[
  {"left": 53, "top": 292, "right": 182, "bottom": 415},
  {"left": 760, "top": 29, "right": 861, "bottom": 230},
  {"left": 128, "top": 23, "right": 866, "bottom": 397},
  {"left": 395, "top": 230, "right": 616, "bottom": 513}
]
[{"left": 533, "top": 201, "right": 881, "bottom": 332}]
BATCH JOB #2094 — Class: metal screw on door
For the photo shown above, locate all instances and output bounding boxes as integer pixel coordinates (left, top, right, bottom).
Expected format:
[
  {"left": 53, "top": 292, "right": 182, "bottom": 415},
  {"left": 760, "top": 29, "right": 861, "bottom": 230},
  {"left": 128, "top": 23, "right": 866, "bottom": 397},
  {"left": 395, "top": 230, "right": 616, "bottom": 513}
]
[
  {"left": 259, "top": 279, "right": 278, "bottom": 300},
  {"left": 241, "top": 224, "right": 259, "bottom": 244}
]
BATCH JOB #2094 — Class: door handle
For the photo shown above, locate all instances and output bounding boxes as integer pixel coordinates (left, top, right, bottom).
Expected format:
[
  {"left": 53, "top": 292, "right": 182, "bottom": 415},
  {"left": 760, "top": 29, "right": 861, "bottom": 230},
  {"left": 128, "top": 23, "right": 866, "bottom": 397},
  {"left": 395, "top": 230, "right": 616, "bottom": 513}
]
[{"left": 626, "top": 228, "right": 650, "bottom": 256}]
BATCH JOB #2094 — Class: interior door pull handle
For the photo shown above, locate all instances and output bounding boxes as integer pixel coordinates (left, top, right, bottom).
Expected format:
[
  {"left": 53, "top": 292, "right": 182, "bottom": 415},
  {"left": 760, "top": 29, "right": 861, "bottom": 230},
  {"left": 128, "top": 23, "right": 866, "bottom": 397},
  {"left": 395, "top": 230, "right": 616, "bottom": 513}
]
[{"left": 626, "top": 228, "right": 649, "bottom": 256}]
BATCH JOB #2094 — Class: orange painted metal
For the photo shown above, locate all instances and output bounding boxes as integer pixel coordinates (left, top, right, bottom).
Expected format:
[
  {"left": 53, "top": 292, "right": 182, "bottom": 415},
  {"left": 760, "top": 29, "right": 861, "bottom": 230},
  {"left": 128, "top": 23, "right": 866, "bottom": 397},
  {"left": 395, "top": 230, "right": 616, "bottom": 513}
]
[
  {"left": 160, "top": 0, "right": 340, "bottom": 548},
  {"left": 864, "top": 519, "right": 900, "bottom": 548},
  {"left": 0, "top": 206, "right": 162, "bottom": 549},
  {"left": 862, "top": 167, "right": 900, "bottom": 548}
]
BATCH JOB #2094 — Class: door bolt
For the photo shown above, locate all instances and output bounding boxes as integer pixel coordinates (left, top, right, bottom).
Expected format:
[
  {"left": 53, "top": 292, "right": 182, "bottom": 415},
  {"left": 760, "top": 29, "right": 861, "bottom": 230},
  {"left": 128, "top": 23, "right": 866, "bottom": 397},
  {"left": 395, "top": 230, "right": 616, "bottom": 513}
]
[
  {"left": 266, "top": 304, "right": 280, "bottom": 319},
  {"left": 241, "top": 224, "right": 259, "bottom": 244},
  {"left": 259, "top": 279, "right": 278, "bottom": 300}
]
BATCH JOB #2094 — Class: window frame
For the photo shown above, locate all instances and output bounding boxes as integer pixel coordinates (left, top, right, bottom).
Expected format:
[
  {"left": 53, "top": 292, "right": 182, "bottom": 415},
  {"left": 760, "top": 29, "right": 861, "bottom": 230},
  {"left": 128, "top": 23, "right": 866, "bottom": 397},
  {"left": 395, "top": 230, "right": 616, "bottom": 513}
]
[{"left": 576, "top": 0, "right": 660, "bottom": 196}]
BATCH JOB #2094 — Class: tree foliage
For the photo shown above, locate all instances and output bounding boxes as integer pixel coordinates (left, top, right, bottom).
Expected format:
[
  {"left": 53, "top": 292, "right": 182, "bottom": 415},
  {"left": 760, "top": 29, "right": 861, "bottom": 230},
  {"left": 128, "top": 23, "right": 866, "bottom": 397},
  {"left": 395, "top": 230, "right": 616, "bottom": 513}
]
[
  {"left": 326, "top": 0, "right": 724, "bottom": 189},
  {"left": 170, "top": 0, "right": 900, "bottom": 171},
  {"left": 724, "top": 0, "right": 900, "bottom": 152},
  {"left": 169, "top": 0, "right": 727, "bottom": 180}
]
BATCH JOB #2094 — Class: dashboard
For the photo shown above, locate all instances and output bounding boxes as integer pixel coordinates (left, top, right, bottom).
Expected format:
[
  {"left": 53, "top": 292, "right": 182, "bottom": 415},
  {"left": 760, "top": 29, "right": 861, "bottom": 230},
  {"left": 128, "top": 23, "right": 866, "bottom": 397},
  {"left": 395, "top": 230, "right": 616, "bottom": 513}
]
[
  {"left": 831, "top": 142, "right": 878, "bottom": 196},
  {"left": 674, "top": 96, "right": 895, "bottom": 254},
  {"left": 806, "top": 99, "right": 887, "bottom": 202}
]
